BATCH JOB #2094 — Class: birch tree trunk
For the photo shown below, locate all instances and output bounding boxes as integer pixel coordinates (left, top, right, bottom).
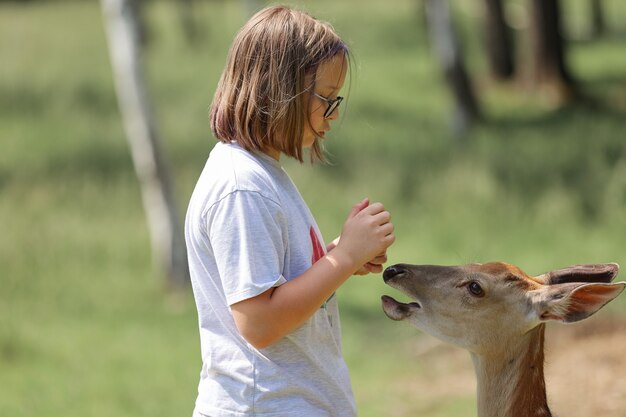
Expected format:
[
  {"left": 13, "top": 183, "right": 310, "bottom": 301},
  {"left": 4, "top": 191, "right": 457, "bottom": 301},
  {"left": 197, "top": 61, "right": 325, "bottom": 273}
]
[
  {"left": 100, "top": 0, "right": 189, "bottom": 288},
  {"left": 424, "top": 0, "right": 481, "bottom": 135}
]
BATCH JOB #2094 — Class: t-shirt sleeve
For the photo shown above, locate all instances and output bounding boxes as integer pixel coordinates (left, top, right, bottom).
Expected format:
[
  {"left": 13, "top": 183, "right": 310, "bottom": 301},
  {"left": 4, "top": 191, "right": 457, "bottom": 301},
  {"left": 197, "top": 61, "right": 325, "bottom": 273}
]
[{"left": 207, "top": 190, "right": 287, "bottom": 306}]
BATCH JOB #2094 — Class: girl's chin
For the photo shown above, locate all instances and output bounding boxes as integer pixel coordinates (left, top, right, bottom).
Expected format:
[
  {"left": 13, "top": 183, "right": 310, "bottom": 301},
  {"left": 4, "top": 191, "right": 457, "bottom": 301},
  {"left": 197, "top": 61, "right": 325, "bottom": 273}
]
[{"left": 302, "top": 137, "right": 317, "bottom": 148}]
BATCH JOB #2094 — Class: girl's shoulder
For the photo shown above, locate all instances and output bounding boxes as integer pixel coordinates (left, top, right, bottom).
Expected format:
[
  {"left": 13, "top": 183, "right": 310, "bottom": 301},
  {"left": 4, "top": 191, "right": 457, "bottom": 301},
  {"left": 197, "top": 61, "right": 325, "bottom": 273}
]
[{"left": 199, "top": 141, "right": 285, "bottom": 200}]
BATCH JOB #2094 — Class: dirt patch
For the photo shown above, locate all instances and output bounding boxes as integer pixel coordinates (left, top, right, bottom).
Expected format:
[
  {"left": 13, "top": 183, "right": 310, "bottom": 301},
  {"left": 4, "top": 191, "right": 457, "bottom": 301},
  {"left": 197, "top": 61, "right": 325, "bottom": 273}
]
[
  {"left": 545, "top": 314, "right": 626, "bottom": 417},
  {"left": 396, "top": 314, "right": 626, "bottom": 416}
]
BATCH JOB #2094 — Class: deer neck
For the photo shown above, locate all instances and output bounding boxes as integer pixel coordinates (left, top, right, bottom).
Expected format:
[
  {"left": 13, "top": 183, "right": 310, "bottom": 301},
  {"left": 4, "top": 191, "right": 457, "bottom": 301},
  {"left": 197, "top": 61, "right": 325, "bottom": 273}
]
[{"left": 470, "top": 324, "right": 551, "bottom": 417}]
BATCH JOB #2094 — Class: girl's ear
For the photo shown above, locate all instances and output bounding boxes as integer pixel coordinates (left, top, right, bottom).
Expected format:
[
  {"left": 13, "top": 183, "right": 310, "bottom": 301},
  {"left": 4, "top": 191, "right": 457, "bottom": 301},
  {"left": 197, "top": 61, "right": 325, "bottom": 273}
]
[{"left": 535, "top": 282, "right": 625, "bottom": 323}]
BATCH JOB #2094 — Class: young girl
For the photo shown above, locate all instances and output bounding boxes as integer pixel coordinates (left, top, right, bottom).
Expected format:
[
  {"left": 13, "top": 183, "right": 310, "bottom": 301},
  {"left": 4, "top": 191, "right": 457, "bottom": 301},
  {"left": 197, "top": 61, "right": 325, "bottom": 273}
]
[{"left": 185, "top": 6, "right": 395, "bottom": 417}]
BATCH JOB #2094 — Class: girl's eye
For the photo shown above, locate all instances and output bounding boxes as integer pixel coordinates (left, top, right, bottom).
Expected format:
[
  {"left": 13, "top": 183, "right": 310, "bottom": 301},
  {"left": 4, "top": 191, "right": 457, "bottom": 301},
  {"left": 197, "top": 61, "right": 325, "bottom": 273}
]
[{"left": 468, "top": 282, "right": 485, "bottom": 297}]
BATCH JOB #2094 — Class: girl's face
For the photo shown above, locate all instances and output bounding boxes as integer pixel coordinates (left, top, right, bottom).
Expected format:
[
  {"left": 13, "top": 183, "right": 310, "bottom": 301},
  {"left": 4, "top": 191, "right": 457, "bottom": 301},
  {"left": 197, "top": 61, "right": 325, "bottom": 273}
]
[{"left": 302, "top": 53, "right": 348, "bottom": 149}]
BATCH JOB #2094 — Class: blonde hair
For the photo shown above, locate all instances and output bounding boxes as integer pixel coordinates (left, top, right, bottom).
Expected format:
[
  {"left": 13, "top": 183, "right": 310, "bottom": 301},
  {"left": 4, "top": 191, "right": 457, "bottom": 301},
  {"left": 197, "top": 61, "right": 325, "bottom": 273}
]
[{"left": 209, "top": 6, "right": 349, "bottom": 162}]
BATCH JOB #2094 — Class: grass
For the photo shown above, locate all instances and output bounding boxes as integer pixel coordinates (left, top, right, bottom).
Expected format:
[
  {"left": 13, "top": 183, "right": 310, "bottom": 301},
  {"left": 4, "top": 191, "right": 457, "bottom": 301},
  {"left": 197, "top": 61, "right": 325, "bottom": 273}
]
[{"left": 1, "top": 0, "right": 626, "bottom": 416}]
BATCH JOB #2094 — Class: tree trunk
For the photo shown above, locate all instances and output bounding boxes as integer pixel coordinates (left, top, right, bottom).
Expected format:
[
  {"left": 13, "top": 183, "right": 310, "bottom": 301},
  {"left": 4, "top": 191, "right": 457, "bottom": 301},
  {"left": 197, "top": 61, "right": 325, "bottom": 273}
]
[
  {"left": 484, "top": 0, "right": 515, "bottom": 80},
  {"left": 590, "top": 0, "right": 605, "bottom": 38},
  {"left": 424, "top": 0, "right": 481, "bottom": 135},
  {"left": 528, "top": 0, "right": 576, "bottom": 101},
  {"left": 100, "top": 0, "right": 189, "bottom": 288},
  {"left": 178, "top": 0, "right": 201, "bottom": 44},
  {"left": 243, "top": 0, "right": 265, "bottom": 17}
]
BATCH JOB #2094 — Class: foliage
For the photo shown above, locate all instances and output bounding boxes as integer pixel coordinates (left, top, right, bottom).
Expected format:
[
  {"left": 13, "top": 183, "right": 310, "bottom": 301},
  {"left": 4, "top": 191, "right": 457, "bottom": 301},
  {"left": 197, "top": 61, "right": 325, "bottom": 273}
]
[{"left": 1, "top": 0, "right": 625, "bottom": 416}]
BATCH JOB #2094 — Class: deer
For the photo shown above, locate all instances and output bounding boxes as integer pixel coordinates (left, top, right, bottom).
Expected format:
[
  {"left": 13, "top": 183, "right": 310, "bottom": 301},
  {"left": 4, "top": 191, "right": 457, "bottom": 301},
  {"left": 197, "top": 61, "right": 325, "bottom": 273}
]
[{"left": 381, "top": 262, "right": 625, "bottom": 417}]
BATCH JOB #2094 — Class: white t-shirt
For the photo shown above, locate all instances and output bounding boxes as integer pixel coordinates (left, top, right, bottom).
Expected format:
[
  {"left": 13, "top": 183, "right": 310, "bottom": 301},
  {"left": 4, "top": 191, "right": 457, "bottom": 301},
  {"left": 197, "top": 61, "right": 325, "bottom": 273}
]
[{"left": 185, "top": 142, "right": 356, "bottom": 417}]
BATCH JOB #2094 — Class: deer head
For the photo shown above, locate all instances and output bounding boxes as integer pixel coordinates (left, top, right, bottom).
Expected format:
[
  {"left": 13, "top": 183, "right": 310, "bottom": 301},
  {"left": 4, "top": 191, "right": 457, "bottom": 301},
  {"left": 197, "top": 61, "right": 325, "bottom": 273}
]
[{"left": 381, "top": 262, "right": 624, "bottom": 355}]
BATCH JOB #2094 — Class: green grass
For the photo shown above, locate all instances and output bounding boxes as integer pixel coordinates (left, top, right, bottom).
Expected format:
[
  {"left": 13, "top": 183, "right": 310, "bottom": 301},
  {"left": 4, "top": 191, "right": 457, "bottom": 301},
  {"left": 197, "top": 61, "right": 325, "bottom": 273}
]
[{"left": 1, "top": 0, "right": 626, "bottom": 416}]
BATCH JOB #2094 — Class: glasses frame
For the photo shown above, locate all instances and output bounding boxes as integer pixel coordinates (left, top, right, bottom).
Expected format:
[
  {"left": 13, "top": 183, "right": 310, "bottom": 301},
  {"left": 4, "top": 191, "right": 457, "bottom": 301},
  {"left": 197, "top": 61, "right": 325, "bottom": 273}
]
[{"left": 313, "top": 93, "right": 344, "bottom": 118}]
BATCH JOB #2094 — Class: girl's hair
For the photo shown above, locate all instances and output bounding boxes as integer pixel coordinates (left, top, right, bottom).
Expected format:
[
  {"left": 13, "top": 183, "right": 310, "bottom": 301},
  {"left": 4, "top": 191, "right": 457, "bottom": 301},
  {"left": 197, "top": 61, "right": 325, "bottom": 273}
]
[{"left": 209, "top": 6, "right": 349, "bottom": 162}]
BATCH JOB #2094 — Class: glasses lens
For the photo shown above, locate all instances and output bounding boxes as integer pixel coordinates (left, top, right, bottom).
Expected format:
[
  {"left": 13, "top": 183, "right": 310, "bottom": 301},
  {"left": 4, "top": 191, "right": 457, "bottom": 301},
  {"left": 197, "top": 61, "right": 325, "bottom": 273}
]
[{"left": 324, "top": 97, "right": 343, "bottom": 118}]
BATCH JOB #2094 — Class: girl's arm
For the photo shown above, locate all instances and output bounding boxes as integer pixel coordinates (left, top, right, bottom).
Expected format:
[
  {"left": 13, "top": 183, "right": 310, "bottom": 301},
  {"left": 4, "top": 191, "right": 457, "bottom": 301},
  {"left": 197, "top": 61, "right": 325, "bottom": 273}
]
[{"left": 230, "top": 200, "right": 394, "bottom": 349}]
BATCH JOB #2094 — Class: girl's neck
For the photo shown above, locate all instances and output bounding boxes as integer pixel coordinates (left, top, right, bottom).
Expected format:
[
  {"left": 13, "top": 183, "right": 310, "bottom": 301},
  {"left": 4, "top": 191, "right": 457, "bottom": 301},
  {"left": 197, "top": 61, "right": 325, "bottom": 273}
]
[{"left": 471, "top": 324, "right": 551, "bottom": 417}]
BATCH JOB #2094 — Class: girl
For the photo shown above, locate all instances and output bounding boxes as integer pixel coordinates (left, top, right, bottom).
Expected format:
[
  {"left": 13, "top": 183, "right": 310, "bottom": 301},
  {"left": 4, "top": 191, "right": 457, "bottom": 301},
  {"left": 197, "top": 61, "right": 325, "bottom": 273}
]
[{"left": 185, "top": 6, "right": 395, "bottom": 417}]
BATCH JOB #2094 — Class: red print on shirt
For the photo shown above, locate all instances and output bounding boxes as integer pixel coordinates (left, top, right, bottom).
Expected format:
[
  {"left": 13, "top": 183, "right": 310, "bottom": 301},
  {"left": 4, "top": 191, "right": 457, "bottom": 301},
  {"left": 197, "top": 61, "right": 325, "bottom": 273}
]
[{"left": 309, "top": 226, "right": 325, "bottom": 264}]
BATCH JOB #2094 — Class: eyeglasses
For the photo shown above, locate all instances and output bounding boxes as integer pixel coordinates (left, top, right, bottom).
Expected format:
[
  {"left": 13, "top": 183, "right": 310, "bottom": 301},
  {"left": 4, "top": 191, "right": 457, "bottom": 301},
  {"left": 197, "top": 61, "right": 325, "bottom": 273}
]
[{"left": 313, "top": 93, "right": 344, "bottom": 118}]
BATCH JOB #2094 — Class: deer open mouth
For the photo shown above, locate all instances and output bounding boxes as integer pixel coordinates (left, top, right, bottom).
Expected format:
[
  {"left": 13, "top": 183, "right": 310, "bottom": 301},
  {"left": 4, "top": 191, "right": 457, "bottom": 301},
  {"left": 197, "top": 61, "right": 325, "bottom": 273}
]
[{"left": 381, "top": 295, "right": 421, "bottom": 321}]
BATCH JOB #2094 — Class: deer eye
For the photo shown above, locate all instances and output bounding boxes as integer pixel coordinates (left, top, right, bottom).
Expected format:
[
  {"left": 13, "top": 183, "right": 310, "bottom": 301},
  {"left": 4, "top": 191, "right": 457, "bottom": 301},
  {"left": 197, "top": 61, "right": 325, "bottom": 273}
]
[{"left": 468, "top": 281, "right": 485, "bottom": 297}]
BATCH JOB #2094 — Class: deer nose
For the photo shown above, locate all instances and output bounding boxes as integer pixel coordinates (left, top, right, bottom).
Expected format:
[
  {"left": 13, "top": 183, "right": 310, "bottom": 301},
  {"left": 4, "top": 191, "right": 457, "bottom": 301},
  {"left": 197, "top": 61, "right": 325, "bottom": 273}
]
[{"left": 383, "top": 264, "right": 407, "bottom": 282}]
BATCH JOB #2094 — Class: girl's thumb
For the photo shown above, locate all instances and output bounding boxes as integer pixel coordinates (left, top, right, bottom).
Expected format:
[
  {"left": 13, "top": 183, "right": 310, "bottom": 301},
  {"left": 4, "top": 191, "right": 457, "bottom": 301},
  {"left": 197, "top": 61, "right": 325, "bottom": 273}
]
[{"left": 348, "top": 198, "right": 369, "bottom": 219}]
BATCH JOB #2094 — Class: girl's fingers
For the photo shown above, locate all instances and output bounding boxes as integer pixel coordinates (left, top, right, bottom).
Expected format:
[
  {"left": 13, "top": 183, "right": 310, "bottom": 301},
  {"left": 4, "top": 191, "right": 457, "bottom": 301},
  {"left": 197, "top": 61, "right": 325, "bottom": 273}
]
[
  {"left": 347, "top": 198, "right": 369, "bottom": 219},
  {"left": 369, "top": 254, "right": 388, "bottom": 265},
  {"left": 361, "top": 202, "right": 385, "bottom": 215},
  {"left": 365, "top": 263, "right": 383, "bottom": 273}
]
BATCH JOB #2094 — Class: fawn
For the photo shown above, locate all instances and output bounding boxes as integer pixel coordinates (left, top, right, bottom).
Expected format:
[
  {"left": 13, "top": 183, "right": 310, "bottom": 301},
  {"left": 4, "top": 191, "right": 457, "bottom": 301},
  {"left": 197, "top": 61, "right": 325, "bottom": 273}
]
[{"left": 381, "top": 262, "right": 624, "bottom": 417}]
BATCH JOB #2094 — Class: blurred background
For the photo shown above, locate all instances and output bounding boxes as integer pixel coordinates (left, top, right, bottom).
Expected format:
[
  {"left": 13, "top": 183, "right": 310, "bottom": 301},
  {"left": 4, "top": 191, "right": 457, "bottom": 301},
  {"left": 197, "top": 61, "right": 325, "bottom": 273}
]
[{"left": 1, "top": 0, "right": 625, "bottom": 416}]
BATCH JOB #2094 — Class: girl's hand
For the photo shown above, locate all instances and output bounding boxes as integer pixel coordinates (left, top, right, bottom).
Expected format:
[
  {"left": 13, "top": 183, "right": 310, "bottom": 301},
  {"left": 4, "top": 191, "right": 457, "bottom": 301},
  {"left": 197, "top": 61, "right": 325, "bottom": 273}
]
[
  {"left": 332, "top": 198, "right": 395, "bottom": 273},
  {"left": 353, "top": 252, "right": 388, "bottom": 275},
  {"left": 328, "top": 237, "right": 388, "bottom": 276}
]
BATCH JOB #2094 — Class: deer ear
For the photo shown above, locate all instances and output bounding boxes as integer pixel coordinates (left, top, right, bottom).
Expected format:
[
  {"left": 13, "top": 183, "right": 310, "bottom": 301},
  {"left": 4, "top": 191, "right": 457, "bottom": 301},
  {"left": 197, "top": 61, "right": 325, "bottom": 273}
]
[
  {"left": 537, "top": 282, "right": 625, "bottom": 323},
  {"left": 535, "top": 263, "right": 619, "bottom": 285}
]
